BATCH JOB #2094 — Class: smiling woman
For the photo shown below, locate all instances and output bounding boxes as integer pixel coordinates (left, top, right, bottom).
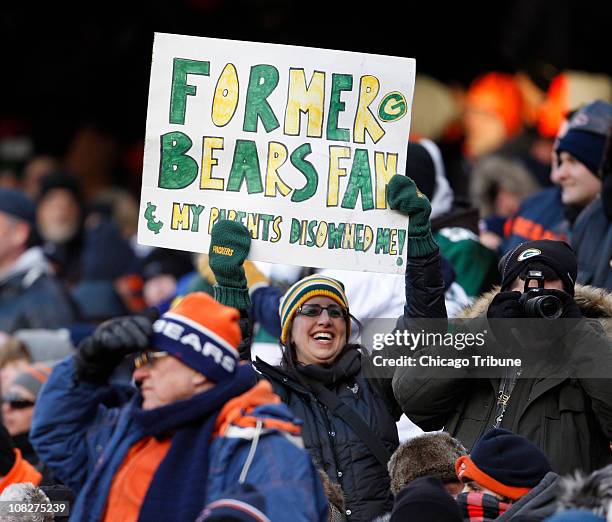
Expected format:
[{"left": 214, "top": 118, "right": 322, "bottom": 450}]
[{"left": 208, "top": 173, "right": 449, "bottom": 521}]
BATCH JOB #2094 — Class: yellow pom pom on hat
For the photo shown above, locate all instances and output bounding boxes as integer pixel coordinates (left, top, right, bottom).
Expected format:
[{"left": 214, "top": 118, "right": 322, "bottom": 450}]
[{"left": 279, "top": 275, "right": 350, "bottom": 344}]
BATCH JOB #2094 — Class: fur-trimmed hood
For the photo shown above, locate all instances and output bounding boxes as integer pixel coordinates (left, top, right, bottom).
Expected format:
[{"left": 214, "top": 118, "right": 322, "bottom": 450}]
[
  {"left": 555, "top": 464, "right": 612, "bottom": 519},
  {"left": 459, "top": 284, "right": 612, "bottom": 325}
]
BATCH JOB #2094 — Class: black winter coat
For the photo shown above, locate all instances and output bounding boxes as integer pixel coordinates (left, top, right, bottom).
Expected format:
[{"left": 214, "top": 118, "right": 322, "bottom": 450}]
[
  {"left": 255, "top": 353, "right": 399, "bottom": 521},
  {"left": 253, "top": 250, "right": 448, "bottom": 521},
  {"left": 393, "top": 284, "right": 612, "bottom": 475}
]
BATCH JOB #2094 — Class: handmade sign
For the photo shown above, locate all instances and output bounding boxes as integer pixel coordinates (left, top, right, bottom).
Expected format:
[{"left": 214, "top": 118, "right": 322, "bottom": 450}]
[{"left": 139, "top": 32, "right": 416, "bottom": 273}]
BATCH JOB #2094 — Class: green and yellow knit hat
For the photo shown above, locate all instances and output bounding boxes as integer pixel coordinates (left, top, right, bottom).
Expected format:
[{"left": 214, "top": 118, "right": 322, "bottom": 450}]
[{"left": 279, "top": 275, "right": 350, "bottom": 344}]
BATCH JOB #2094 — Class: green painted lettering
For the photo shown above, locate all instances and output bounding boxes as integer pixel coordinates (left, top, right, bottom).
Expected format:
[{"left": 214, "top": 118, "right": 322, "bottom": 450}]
[
  {"left": 243, "top": 65, "right": 280, "bottom": 133},
  {"left": 227, "top": 140, "right": 263, "bottom": 194},
  {"left": 159, "top": 132, "right": 198, "bottom": 189},
  {"left": 341, "top": 149, "right": 374, "bottom": 210},
  {"left": 290, "top": 144, "right": 319, "bottom": 203},
  {"left": 326, "top": 74, "right": 353, "bottom": 142},
  {"left": 169, "top": 58, "right": 210, "bottom": 125}
]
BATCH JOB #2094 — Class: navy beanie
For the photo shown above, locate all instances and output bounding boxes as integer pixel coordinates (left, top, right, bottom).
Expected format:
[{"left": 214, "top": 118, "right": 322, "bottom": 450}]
[
  {"left": 555, "top": 99, "right": 612, "bottom": 178},
  {"left": 390, "top": 476, "right": 462, "bottom": 522},
  {"left": 499, "top": 239, "right": 577, "bottom": 296},
  {"left": 556, "top": 130, "right": 606, "bottom": 177},
  {"left": 468, "top": 428, "right": 551, "bottom": 489},
  {"left": 0, "top": 188, "right": 36, "bottom": 225}
]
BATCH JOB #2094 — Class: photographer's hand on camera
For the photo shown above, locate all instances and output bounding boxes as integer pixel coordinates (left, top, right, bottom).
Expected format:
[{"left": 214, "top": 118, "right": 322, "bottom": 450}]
[
  {"left": 74, "top": 315, "right": 154, "bottom": 383},
  {"left": 487, "top": 291, "right": 525, "bottom": 319}
]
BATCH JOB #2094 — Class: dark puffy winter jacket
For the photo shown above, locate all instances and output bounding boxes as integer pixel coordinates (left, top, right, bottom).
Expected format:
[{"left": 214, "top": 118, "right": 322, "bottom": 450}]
[{"left": 254, "top": 250, "right": 447, "bottom": 521}]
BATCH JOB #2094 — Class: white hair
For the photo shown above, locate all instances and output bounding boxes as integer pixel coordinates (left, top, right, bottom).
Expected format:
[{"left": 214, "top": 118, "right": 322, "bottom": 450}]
[{"left": 0, "top": 482, "right": 53, "bottom": 522}]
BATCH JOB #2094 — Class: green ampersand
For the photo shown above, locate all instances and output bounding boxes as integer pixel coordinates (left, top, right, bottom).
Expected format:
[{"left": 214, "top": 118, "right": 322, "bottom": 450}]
[{"left": 144, "top": 202, "right": 164, "bottom": 234}]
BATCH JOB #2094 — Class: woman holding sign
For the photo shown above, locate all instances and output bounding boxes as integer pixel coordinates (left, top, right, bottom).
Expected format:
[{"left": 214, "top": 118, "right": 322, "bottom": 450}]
[{"left": 208, "top": 174, "right": 446, "bottom": 521}]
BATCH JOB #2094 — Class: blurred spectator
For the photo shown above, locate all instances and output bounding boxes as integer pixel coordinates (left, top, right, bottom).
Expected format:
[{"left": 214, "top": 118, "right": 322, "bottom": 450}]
[
  {"left": 463, "top": 73, "right": 523, "bottom": 159},
  {"left": 71, "top": 214, "right": 136, "bottom": 322},
  {"left": 569, "top": 104, "right": 612, "bottom": 290},
  {"left": 553, "top": 100, "right": 611, "bottom": 222},
  {"left": 502, "top": 100, "right": 611, "bottom": 257},
  {"left": 140, "top": 247, "right": 195, "bottom": 312},
  {"left": 36, "top": 172, "right": 84, "bottom": 285},
  {"left": 21, "top": 155, "right": 59, "bottom": 201},
  {"left": 0, "top": 337, "right": 30, "bottom": 393},
  {"left": 88, "top": 188, "right": 146, "bottom": 256},
  {"left": 2, "top": 365, "right": 51, "bottom": 468},
  {"left": 388, "top": 432, "right": 467, "bottom": 497},
  {"left": 0, "top": 188, "right": 78, "bottom": 332},
  {"left": 470, "top": 156, "right": 539, "bottom": 251}
]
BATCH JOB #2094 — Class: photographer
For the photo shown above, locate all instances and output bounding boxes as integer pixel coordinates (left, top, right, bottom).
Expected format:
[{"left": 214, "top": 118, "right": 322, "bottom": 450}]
[{"left": 393, "top": 239, "right": 612, "bottom": 474}]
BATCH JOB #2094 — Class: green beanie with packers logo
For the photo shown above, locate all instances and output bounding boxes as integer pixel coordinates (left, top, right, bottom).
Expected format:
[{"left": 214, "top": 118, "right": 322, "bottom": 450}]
[
  {"left": 279, "top": 274, "right": 350, "bottom": 344},
  {"left": 209, "top": 220, "right": 252, "bottom": 310}
]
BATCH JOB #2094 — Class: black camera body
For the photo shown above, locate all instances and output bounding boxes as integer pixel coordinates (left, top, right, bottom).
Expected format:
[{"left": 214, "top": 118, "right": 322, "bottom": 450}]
[{"left": 518, "top": 270, "right": 563, "bottom": 320}]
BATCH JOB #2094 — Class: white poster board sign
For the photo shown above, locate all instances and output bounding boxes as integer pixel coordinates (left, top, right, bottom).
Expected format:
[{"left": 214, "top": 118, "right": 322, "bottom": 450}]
[{"left": 138, "top": 32, "right": 415, "bottom": 273}]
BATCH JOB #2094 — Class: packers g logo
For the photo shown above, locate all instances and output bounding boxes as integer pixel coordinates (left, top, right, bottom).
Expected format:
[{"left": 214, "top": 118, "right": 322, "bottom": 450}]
[
  {"left": 517, "top": 248, "right": 542, "bottom": 262},
  {"left": 378, "top": 92, "right": 408, "bottom": 122}
]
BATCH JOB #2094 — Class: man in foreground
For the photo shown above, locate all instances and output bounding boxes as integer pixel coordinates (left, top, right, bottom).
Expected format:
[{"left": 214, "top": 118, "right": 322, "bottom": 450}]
[{"left": 31, "top": 292, "right": 327, "bottom": 521}]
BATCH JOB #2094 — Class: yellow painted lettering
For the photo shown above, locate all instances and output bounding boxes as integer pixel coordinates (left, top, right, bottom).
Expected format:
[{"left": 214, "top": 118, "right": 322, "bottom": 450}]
[
  {"left": 171, "top": 203, "right": 190, "bottom": 230},
  {"left": 327, "top": 146, "right": 351, "bottom": 206},
  {"left": 212, "top": 63, "right": 239, "bottom": 127},
  {"left": 265, "top": 142, "right": 291, "bottom": 197},
  {"left": 284, "top": 69, "right": 325, "bottom": 137},
  {"left": 354, "top": 76, "right": 385, "bottom": 144},
  {"left": 375, "top": 151, "right": 398, "bottom": 208},
  {"left": 200, "top": 137, "right": 225, "bottom": 190}
]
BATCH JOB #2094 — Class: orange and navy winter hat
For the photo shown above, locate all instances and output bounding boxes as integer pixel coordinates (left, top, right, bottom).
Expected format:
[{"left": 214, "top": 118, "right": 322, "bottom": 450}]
[
  {"left": 152, "top": 292, "right": 241, "bottom": 382},
  {"left": 455, "top": 428, "right": 551, "bottom": 501}
]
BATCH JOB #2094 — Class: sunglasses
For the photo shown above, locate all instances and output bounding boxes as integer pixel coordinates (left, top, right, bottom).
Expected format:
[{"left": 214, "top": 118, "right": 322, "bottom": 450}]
[
  {"left": 134, "top": 351, "right": 169, "bottom": 369},
  {"left": 296, "top": 304, "right": 348, "bottom": 319},
  {"left": 2, "top": 395, "right": 35, "bottom": 409}
]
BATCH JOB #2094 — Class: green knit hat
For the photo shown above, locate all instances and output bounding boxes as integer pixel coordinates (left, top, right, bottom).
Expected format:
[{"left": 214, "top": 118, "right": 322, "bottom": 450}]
[{"left": 279, "top": 274, "right": 350, "bottom": 344}]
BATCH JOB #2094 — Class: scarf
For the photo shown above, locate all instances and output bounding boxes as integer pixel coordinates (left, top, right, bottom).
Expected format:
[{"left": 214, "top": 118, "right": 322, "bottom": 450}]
[
  {"left": 295, "top": 346, "right": 361, "bottom": 387},
  {"left": 456, "top": 491, "right": 511, "bottom": 521},
  {"left": 134, "top": 364, "right": 256, "bottom": 522}
]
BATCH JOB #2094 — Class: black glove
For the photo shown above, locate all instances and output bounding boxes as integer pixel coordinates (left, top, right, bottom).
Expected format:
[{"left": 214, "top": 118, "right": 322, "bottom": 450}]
[
  {"left": 487, "top": 291, "right": 525, "bottom": 319},
  {"left": 0, "top": 424, "right": 15, "bottom": 475},
  {"left": 74, "top": 315, "right": 154, "bottom": 383},
  {"left": 548, "top": 290, "right": 583, "bottom": 319}
]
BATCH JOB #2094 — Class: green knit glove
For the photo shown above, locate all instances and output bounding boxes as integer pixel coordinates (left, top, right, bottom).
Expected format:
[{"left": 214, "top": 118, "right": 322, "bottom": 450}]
[
  {"left": 209, "top": 220, "right": 251, "bottom": 310},
  {"left": 387, "top": 174, "right": 438, "bottom": 257}
]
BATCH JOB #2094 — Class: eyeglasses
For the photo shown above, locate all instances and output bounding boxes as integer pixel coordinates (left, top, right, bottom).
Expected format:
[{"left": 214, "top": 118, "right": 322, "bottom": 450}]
[
  {"left": 2, "top": 395, "right": 35, "bottom": 409},
  {"left": 134, "top": 351, "right": 169, "bottom": 369},
  {"left": 296, "top": 304, "right": 348, "bottom": 319}
]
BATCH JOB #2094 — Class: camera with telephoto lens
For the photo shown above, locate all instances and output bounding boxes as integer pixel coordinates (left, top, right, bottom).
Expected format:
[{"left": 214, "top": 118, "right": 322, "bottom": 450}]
[{"left": 518, "top": 270, "right": 563, "bottom": 320}]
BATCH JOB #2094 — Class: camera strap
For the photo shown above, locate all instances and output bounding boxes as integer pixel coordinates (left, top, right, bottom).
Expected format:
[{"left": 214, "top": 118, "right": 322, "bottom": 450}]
[{"left": 493, "top": 367, "right": 522, "bottom": 428}]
